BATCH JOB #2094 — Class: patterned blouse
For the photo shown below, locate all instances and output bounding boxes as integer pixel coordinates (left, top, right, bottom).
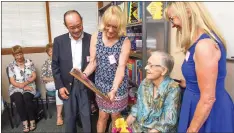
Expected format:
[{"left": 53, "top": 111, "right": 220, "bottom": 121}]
[
  {"left": 130, "top": 76, "right": 182, "bottom": 132},
  {"left": 8, "top": 59, "right": 36, "bottom": 96},
  {"left": 40, "top": 58, "right": 53, "bottom": 84}
]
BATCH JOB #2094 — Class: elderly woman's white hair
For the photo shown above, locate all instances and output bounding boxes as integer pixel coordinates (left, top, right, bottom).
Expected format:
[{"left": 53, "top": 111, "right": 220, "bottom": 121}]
[{"left": 151, "top": 51, "right": 174, "bottom": 76}]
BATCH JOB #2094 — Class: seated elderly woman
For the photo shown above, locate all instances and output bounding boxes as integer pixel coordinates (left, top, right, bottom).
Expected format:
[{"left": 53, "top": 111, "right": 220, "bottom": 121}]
[
  {"left": 40, "top": 43, "right": 63, "bottom": 126},
  {"left": 7, "top": 45, "right": 37, "bottom": 132},
  {"left": 126, "top": 51, "right": 182, "bottom": 132}
]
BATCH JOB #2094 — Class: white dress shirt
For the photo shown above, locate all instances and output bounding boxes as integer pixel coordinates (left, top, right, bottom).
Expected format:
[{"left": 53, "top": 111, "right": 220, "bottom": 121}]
[{"left": 69, "top": 33, "right": 83, "bottom": 69}]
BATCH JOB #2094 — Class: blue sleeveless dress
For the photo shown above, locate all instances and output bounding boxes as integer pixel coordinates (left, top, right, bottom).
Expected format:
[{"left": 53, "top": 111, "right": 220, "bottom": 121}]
[
  {"left": 95, "top": 31, "right": 128, "bottom": 113},
  {"left": 178, "top": 33, "right": 234, "bottom": 132}
]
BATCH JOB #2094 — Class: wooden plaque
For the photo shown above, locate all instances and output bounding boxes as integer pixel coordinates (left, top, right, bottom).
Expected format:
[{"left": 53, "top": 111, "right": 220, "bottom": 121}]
[{"left": 70, "top": 68, "right": 111, "bottom": 103}]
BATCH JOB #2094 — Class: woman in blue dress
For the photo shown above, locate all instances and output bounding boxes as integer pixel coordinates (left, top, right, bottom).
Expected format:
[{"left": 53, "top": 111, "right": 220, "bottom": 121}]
[{"left": 165, "top": 2, "right": 234, "bottom": 132}]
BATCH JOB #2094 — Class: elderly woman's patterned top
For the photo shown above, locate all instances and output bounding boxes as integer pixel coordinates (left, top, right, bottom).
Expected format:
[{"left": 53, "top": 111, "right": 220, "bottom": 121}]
[
  {"left": 7, "top": 59, "right": 36, "bottom": 96},
  {"left": 40, "top": 58, "right": 53, "bottom": 84},
  {"left": 130, "top": 76, "right": 182, "bottom": 132}
]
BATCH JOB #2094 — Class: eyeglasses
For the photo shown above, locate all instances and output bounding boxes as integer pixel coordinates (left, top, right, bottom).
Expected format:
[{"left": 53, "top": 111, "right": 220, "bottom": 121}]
[
  {"left": 146, "top": 63, "right": 163, "bottom": 69},
  {"left": 168, "top": 16, "right": 175, "bottom": 24}
]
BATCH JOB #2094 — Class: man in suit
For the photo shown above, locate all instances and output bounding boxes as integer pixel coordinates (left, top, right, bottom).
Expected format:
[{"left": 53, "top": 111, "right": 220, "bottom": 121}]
[{"left": 52, "top": 10, "right": 95, "bottom": 133}]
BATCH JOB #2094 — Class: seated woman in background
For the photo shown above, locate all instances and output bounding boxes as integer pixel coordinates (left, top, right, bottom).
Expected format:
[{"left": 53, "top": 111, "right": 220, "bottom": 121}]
[
  {"left": 40, "top": 43, "right": 63, "bottom": 126},
  {"left": 7, "top": 45, "right": 37, "bottom": 132},
  {"left": 126, "top": 51, "right": 182, "bottom": 133}
]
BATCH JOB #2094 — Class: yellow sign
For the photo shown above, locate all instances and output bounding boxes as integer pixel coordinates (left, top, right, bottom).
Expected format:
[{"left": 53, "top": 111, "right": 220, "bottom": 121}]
[{"left": 147, "top": 2, "right": 163, "bottom": 20}]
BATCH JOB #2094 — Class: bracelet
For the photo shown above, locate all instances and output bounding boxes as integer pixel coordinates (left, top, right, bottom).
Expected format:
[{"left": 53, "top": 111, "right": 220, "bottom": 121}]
[{"left": 83, "top": 72, "right": 87, "bottom": 77}]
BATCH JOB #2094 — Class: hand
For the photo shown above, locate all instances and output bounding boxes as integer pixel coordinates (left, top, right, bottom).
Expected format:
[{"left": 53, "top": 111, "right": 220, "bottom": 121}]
[
  {"left": 107, "top": 89, "right": 117, "bottom": 102},
  {"left": 27, "top": 76, "right": 34, "bottom": 82},
  {"left": 179, "top": 79, "right": 186, "bottom": 88},
  {"left": 148, "top": 129, "right": 159, "bottom": 133},
  {"left": 59, "top": 87, "right": 69, "bottom": 99},
  {"left": 83, "top": 72, "right": 88, "bottom": 78},
  {"left": 126, "top": 114, "right": 136, "bottom": 127},
  {"left": 23, "top": 86, "right": 33, "bottom": 91},
  {"left": 18, "top": 83, "right": 26, "bottom": 88},
  {"left": 43, "top": 77, "right": 54, "bottom": 83},
  {"left": 48, "top": 78, "right": 54, "bottom": 82}
]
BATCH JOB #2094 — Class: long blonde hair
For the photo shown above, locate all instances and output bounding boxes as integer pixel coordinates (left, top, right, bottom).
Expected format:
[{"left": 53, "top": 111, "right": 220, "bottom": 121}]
[
  {"left": 99, "top": 5, "right": 126, "bottom": 37},
  {"left": 164, "top": 2, "right": 227, "bottom": 53}
]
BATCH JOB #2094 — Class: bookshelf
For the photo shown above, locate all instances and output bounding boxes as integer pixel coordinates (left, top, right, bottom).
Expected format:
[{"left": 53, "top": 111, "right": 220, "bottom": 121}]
[
  {"left": 97, "top": 1, "right": 170, "bottom": 86},
  {"left": 126, "top": 21, "right": 142, "bottom": 28},
  {"left": 129, "top": 51, "right": 142, "bottom": 59}
]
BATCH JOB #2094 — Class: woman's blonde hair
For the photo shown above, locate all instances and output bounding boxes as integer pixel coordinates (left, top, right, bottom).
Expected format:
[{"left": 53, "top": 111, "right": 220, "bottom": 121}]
[
  {"left": 164, "top": 2, "right": 227, "bottom": 53},
  {"left": 12, "top": 45, "right": 23, "bottom": 55},
  {"left": 99, "top": 5, "right": 127, "bottom": 37},
  {"left": 45, "top": 43, "right": 53, "bottom": 53}
]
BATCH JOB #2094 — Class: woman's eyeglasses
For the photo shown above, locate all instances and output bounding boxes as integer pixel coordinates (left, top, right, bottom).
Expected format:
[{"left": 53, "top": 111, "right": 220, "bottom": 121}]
[
  {"left": 146, "top": 63, "right": 163, "bottom": 69},
  {"left": 169, "top": 16, "right": 175, "bottom": 24}
]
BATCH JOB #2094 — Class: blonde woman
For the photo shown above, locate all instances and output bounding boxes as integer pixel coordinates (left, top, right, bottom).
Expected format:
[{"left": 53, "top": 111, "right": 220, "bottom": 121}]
[
  {"left": 40, "top": 43, "right": 63, "bottom": 126},
  {"left": 165, "top": 2, "right": 234, "bottom": 132},
  {"left": 83, "top": 6, "right": 131, "bottom": 132}
]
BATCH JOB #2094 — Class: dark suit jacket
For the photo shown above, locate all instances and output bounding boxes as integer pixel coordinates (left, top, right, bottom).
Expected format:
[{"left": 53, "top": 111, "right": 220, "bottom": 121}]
[{"left": 52, "top": 32, "right": 95, "bottom": 99}]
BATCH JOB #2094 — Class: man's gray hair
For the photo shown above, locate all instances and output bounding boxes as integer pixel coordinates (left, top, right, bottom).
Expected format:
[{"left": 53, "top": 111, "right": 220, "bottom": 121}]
[{"left": 151, "top": 51, "right": 174, "bottom": 76}]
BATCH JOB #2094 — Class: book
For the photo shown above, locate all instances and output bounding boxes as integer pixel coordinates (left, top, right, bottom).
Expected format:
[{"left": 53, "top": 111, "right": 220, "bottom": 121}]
[
  {"left": 138, "top": 2, "right": 142, "bottom": 22},
  {"left": 127, "top": 26, "right": 142, "bottom": 51},
  {"left": 135, "top": 60, "right": 143, "bottom": 85},
  {"left": 128, "top": 2, "right": 140, "bottom": 23},
  {"left": 127, "top": 59, "right": 136, "bottom": 81},
  {"left": 70, "top": 68, "right": 111, "bottom": 103}
]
